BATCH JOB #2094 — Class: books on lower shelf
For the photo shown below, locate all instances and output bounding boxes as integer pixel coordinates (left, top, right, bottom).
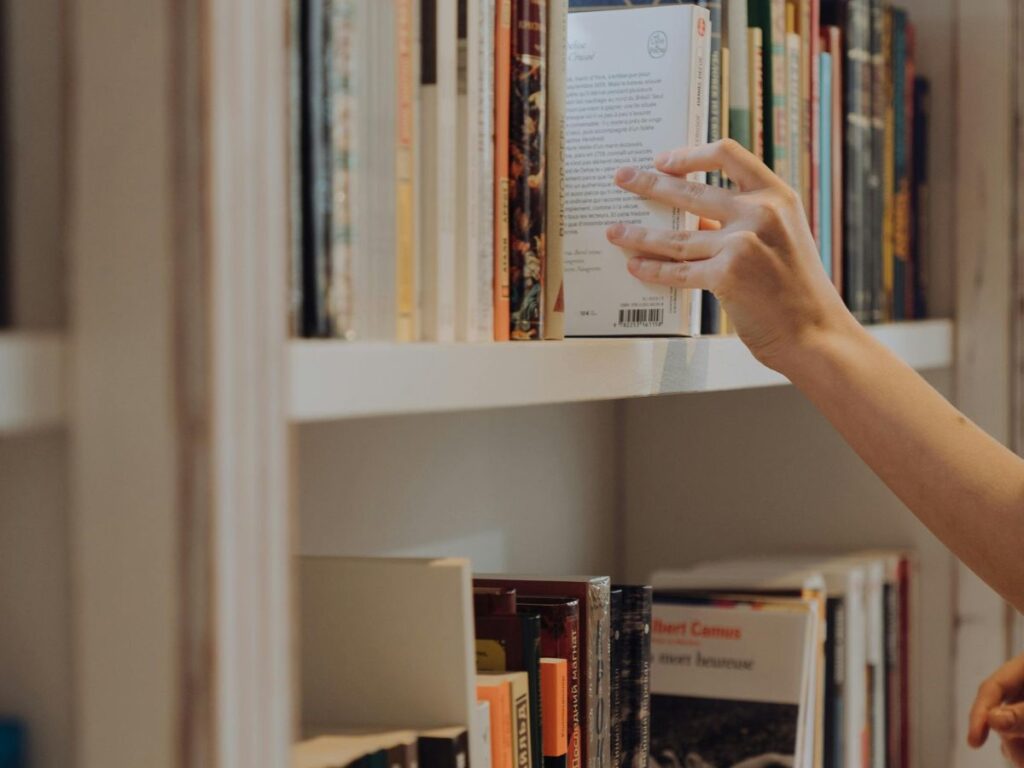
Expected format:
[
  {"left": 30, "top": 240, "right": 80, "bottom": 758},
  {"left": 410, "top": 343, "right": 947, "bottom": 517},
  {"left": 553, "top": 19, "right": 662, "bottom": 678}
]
[
  {"left": 292, "top": 0, "right": 934, "bottom": 342},
  {"left": 300, "top": 552, "right": 915, "bottom": 768}
]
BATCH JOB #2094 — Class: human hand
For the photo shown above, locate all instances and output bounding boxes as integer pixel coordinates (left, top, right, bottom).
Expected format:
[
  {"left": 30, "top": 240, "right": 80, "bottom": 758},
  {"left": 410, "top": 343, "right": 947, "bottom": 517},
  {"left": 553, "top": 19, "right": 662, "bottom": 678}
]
[
  {"left": 969, "top": 654, "right": 1024, "bottom": 765},
  {"left": 606, "top": 139, "right": 858, "bottom": 373}
]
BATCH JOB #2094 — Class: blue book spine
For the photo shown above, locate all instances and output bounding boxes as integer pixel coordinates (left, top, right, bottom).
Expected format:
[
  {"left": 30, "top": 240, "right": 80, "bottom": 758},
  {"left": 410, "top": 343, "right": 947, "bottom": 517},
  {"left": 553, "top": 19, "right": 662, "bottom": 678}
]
[
  {"left": 819, "top": 51, "right": 832, "bottom": 279},
  {"left": 0, "top": 720, "right": 26, "bottom": 768}
]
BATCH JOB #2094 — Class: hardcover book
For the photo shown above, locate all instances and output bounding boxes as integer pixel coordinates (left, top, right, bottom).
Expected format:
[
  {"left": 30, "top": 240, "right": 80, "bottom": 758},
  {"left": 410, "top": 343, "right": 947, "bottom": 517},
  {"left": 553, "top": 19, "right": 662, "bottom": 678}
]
[
  {"left": 477, "top": 576, "right": 611, "bottom": 768},
  {"left": 562, "top": 4, "right": 709, "bottom": 337},
  {"left": 494, "top": 0, "right": 514, "bottom": 340},
  {"left": 545, "top": 0, "right": 569, "bottom": 340},
  {"left": 508, "top": 0, "right": 548, "bottom": 340}
]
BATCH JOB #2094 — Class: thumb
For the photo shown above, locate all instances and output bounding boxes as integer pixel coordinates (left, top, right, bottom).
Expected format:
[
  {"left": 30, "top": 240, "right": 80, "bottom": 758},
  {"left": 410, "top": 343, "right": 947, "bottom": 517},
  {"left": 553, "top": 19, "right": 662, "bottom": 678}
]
[{"left": 990, "top": 703, "right": 1024, "bottom": 736}]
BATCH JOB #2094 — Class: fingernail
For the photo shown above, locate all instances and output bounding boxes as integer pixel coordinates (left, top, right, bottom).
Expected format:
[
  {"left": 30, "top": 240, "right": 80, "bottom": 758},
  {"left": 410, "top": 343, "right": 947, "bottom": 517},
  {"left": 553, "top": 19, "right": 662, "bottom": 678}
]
[
  {"left": 615, "top": 167, "right": 638, "bottom": 184},
  {"left": 654, "top": 151, "right": 672, "bottom": 168},
  {"left": 606, "top": 223, "right": 626, "bottom": 240}
]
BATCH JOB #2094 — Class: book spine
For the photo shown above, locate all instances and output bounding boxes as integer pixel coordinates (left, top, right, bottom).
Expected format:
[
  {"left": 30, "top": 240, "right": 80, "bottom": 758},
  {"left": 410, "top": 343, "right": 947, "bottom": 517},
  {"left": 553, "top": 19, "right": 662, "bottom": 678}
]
[
  {"left": 843, "top": 0, "right": 871, "bottom": 322},
  {"left": 891, "top": 9, "right": 910, "bottom": 322},
  {"left": 523, "top": 615, "right": 544, "bottom": 768},
  {"left": 698, "top": 0, "right": 723, "bottom": 187},
  {"left": 786, "top": 28, "right": 802, "bottom": 194},
  {"left": 688, "top": 7, "right": 711, "bottom": 335},
  {"left": 808, "top": 0, "right": 821, "bottom": 244},
  {"left": 748, "top": 26, "right": 765, "bottom": 161},
  {"left": 615, "top": 587, "right": 652, "bottom": 768},
  {"left": 474, "top": 0, "right": 496, "bottom": 340},
  {"left": 585, "top": 581, "right": 612, "bottom": 768},
  {"left": 477, "top": 701, "right": 495, "bottom": 768},
  {"left": 819, "top": 50, "right": 832, "bottom": 278},
  {"left": 396, "top": 0, "right": 418, "bottom": 340},
  {"left": 911, "top": 75, "right": 929, "bottom": 319},
  {"left": 544, "top": 0, "right": 567, "bottom": 340},
  {"left": 748, "top": 0, "right": 773, "bottom": 167},
  {"left": 456, "top": 0, "right": 472, "bottom": 340},
  {"left": 726, "top": 0, "right": 751, "bottom": 151},
  {"left": 510, "top": 674, "right": 533, "bottom": 768},
  {"left": 301, "top": 0, "right": 331, "bottom": 337},
  {"left": 541, "top": 659, "right": 569, "bottom": 768},
  {"left": 881, "top": 6, "right": 895, "bottom": 324},
  {"left": 868, "top": 0, "right": 885, "bottom": 323},
  {"left": 540, "top": 610, "right": 581, "bottom": 768},
  {"left": 289, "top": 0, "right": 304, "bottom": 337},
  {"left": 610, "top": 590, "right": 623, "bottom": 768},
  {"left": 770, "top": 0, "right": 788, "bottom": 179},
  {"left": 326, "top": 0, "right": 354, "bottom": 338},
  {"left": 508, "top": 0, "right": 547, "bottom": 340},
  {"left": 825, "top": 596, "right": 847, "bottom": 768},
  {"left": 827, "top": 25, "right": 843, "bottom": 295},
  {"left": 494, "top": 0, "right": 513, "bottom": 340},
  {"left": 884, "top": 581, "right": 902, "bottom": 768},
  {"left": 897, "top": 557, "right": 912, "bottom": 768},
  {"left": 479, "top": 682, "right": 515, "bottom": 768},
  {"left": 437, "top": 0, "right": 458, "bottom": 340}
]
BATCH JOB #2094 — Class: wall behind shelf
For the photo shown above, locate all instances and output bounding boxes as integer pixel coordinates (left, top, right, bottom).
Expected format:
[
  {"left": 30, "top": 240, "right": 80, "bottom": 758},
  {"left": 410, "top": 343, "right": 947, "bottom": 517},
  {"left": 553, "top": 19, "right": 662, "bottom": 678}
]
[
  {"left": 0, "top": 432, "right": 71, "bottom": 768},
  {"left": 623, "top": 370, "right": 956, "bottom": 768},
  {"left": 298, "top": 401, "right": 621, "bottom": 576}
]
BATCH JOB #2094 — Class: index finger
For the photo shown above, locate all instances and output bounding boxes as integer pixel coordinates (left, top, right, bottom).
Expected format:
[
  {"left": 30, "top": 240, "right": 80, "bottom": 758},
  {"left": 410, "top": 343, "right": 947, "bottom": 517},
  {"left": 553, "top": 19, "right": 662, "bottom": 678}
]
[
  {"left": 655, "top": 139, "right": 778, "bottom": 192},
  {"left": 969, "top": 657, "right": 1024, "bottom": 747}
]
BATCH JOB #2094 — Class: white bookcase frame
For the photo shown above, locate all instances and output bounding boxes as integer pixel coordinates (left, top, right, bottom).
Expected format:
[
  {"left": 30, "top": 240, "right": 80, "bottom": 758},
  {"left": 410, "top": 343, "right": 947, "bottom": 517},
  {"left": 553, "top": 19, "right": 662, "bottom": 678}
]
[{"left": 0, "top": 0, "right": 1019, "bottom": 766}]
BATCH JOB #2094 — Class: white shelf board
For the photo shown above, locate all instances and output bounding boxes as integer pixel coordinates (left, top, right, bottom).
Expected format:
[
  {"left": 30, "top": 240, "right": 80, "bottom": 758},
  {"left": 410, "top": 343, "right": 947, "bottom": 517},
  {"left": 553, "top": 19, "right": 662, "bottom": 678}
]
[
  {"left": 289, "top": 319, "right": 953, "bottom": 422},
  {"left": 0, "top": 333, "right": 66, "bottom": 435}
]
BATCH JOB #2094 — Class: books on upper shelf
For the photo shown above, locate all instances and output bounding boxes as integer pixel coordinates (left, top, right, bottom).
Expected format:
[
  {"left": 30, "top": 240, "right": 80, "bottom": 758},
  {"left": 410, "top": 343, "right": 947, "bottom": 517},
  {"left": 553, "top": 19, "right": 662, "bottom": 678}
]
[{"left": 291, "top": 0, "right": 933, "bottom": 342}]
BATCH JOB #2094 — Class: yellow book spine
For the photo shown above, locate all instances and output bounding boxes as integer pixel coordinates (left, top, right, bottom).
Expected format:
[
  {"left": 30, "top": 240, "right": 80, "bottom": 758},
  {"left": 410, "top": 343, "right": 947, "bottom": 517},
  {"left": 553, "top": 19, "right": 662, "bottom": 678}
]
[{"left": 395, "top": 0, "right": 417, "bottom": 341}]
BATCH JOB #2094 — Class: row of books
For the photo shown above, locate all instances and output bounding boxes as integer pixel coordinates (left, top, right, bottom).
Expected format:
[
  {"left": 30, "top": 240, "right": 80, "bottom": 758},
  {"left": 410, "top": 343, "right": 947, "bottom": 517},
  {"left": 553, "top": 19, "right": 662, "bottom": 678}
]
[
  {"left": 702, "top": 0, "right": 930, "bottom": 329},
  {"left": 293, "top": 0, "right": 931, "bottom": 341},
  {"left": 298, "top": 551, "right": 916, "bottom": 768}
]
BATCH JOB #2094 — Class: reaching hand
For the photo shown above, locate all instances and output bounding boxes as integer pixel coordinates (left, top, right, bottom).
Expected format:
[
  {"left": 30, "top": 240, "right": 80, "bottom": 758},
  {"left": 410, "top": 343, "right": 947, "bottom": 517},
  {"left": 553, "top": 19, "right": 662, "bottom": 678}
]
[
  {"left": 606, "top": 139, "right": 857, "bottom": 374},
  {"left": 969, "top": 654, "right": 1024, "bottom": 765}
]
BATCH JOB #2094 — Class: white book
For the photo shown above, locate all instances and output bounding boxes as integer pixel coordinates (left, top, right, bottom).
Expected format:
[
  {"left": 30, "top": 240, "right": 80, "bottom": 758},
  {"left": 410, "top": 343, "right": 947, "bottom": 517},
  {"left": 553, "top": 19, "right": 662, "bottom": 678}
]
[
  {"left": 421, "top": 0, "right": 458, "bottom": 341},
  {"left": 458, "top": 0, "right": 495, "bottom": 342},
  {"left": 651, "top": 596, "right": 816, "bottom": 768},
  {"left": 563, "top": 5, "right": 710, "bottom": 337},
  {"left": 474, "top": 700, "right": 492, "bottom": 768},
  {"left": 300, "top": 557, "right": 477, "bottom": 763}
]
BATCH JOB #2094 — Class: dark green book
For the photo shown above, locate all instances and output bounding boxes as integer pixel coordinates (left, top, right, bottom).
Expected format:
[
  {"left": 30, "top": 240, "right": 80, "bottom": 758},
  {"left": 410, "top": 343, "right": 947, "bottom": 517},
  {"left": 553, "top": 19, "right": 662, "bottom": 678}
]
[
  {"left": 519, "top": 611, "right": 545, "bottom": 768},
  {"left": 747, "top": 0, "right": 774, "bottom": 169}
]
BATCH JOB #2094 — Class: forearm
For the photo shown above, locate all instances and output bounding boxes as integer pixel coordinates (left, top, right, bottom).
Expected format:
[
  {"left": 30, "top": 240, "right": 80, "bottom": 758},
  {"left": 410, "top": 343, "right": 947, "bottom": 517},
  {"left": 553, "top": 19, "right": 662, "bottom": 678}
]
[{"left": 782, "top": 322, "right": 1024, "bottom": 611}]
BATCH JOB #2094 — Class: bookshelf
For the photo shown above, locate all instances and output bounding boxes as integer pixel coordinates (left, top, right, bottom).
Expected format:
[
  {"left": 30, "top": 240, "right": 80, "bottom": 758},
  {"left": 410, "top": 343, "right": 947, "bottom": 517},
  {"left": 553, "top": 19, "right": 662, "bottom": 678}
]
[
  {"left": 0, "top": 0, "right": 1019, "bottom": 767},
  {"left": 290, "top": 320, "right": 953, "bottom": 421}
]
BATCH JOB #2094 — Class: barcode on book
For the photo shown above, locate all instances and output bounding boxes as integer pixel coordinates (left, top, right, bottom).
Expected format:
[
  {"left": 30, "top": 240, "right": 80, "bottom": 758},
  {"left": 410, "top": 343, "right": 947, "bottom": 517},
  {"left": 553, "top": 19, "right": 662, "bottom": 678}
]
[{"left": 618, "top": 308, "right": 664, "bottom": 328}]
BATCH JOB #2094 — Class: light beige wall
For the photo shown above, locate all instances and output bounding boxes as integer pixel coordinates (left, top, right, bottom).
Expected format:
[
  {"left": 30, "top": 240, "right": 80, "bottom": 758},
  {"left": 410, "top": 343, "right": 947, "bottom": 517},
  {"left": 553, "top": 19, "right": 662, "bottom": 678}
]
[{"left": 298, "top": 401, "right": 621, "bottom": 577}]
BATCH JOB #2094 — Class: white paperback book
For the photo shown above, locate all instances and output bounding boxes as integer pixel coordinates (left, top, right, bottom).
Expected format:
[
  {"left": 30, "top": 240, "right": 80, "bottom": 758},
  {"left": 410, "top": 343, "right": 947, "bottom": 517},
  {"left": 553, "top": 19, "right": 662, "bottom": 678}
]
[{"left": 563, "top": 4, "right": 710, "bottom": 337}]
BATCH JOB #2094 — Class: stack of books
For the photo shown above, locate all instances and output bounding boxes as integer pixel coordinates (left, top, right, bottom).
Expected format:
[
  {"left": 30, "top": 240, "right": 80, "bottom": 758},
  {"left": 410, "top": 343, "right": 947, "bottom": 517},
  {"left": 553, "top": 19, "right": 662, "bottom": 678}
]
[
  {"left": 292, "top": 0, "right": 930, "bottom": 341},
  {"left": 651, "top": 550, "right": 917, "bottom": 768}
]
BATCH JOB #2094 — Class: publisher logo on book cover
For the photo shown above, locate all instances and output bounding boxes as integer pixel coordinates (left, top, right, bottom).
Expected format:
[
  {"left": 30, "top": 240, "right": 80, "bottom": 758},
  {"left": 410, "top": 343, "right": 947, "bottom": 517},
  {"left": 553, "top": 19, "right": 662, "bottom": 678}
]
[
  {"left": 697, "top": 17, "right": 707, "bottom": 36},
  {"left": 647, "top": 30, "right": 668, "bottom": 58}
]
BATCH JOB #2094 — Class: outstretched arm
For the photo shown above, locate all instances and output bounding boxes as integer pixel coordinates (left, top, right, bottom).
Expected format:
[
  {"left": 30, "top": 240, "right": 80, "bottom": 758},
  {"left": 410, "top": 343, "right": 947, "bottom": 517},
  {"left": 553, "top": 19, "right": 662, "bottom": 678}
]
[{"left": 608, "top": 139, "right": 1024, "bottom": 612}]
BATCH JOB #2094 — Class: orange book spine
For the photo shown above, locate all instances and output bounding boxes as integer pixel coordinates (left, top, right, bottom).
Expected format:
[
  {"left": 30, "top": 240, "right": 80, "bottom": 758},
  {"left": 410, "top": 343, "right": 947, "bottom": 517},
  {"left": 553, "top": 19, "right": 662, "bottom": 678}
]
[
  {"left": 493, "top": 0, "right": 512, "bottom": 341},
  {"left": 479, "top": 681, "right": 514, "bottom": 768},
  {"left": 541, "top": 659, "right": 568, "bottom": 759}
]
